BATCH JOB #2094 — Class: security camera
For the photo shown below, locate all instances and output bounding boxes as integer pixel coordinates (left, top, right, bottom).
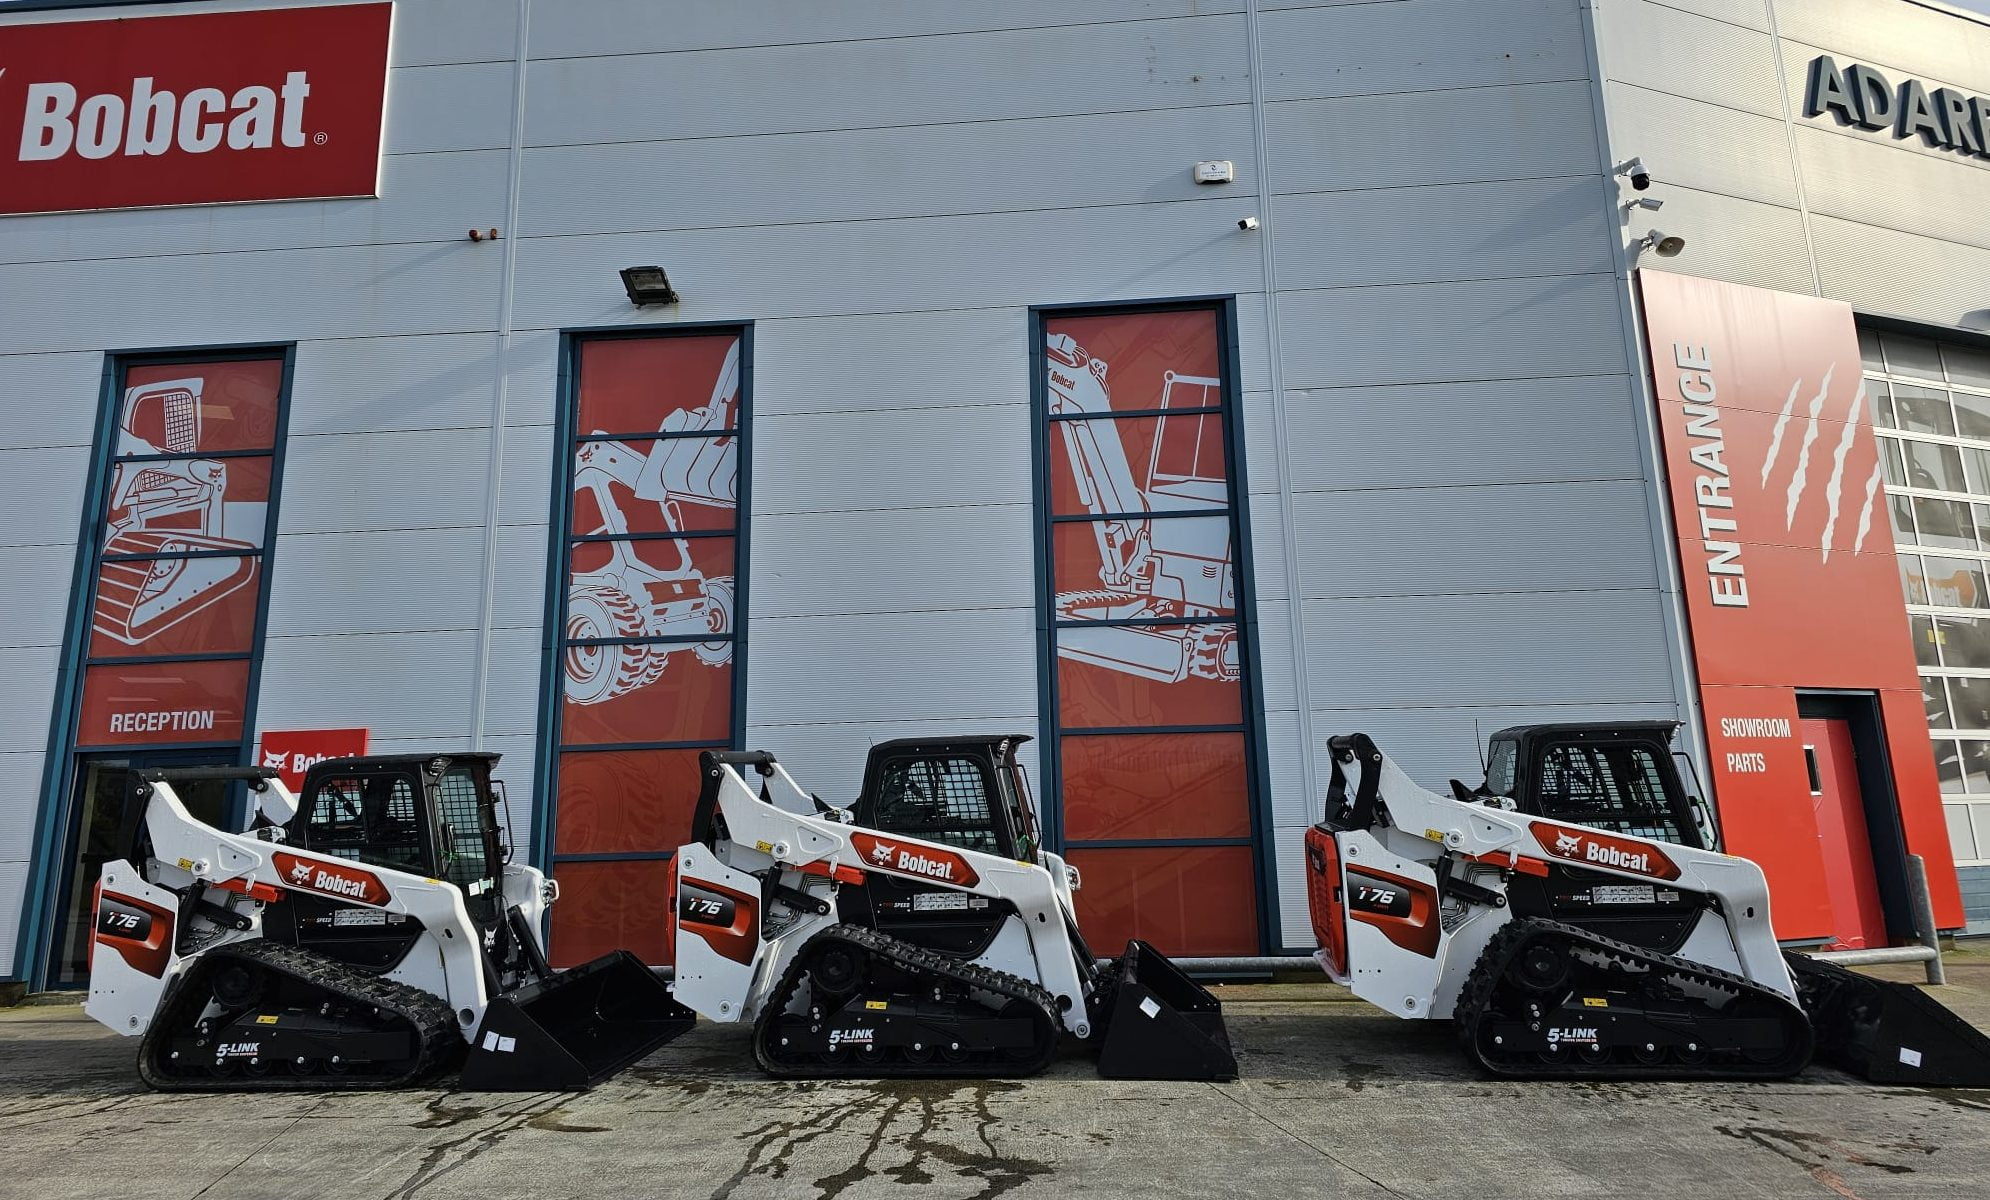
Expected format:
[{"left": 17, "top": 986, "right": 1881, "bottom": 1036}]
[
  {"left": 1624, "top": 196, "right": 1664, "bottom": 213},
  {"left": 1639, "top": 229, "right": 1686, "bottom": 258},
  {"left": 1616, "top": 157, "right": 1653, "bottom": 191},
  {"left": 1238, "top": 216, "right": 1260, "bottom": 231}
]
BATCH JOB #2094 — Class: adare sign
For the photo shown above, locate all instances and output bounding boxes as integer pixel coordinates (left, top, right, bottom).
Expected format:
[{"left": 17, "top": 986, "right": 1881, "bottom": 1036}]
[{"left": 0, "top": 3, "right": 392, "bottom": 216}]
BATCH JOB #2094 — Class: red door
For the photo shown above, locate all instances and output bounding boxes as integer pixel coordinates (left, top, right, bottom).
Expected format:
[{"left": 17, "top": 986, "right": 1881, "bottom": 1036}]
[{"left": 1801, "top": 718, "right": 1889, "bottom": 950}]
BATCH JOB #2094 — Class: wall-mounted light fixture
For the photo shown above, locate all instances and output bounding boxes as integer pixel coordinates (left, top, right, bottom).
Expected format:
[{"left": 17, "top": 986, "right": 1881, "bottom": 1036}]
[
  {"left": 1638, "top": 229, "right": 1687, "bottom": 258},
  {"left": 620, "top": 266, "right": 679, "bottom": 306}
]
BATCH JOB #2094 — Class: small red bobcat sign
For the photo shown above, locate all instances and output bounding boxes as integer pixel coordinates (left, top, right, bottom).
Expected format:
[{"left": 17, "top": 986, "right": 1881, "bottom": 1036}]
[{"left": 258, "top": 728, "right": 369, "bottom": 791}]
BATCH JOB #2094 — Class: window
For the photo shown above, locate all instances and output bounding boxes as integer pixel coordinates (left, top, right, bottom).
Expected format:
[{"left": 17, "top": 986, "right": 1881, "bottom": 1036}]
[
  {"left": 540, "top": 328, "right": 750, "bottom": 966},
  {"left": 1035, "top": 302, "right": 1269, "bottom": 956},
  {"left": 1532, "top": 743, "right": 1687, "bottom": 844},
  {"left": 305, "top": 774, "right": 425, "bottom": 873},
  {"left": 1868, "top": 327, "right": 1990, "bottom": 864},
  {"left": 871, "top": 755, "right": 1001, "bottom": 856}
]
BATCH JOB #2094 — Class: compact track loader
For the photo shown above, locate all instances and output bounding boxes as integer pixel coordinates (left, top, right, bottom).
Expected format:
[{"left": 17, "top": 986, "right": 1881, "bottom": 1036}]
[
  {"left": 87, "top": 754, "right": 691, "bottom": 1091},
  {"left": 1305, "top": 729, "right": 1990, "bottom": 1085},
  {"left": 669, "top": 737, "right": 1236, "bottom": 1080}
]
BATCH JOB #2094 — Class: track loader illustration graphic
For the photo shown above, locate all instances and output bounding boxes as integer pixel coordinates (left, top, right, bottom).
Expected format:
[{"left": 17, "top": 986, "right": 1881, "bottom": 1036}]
[
  {"left": 88, "top": 754, "right": 691, "bottom": 1090},
  {"left": 95, "top": 378, "right": 259, "bottom": 646},
  {"left": 1045, "top": 334, "right": 1237, "bottom": 685},
  {"left": 670, "top": 737, "right": 1236, "bottom": 1079},
  {"left": 1305, "top": 727, "right": 1990, "bottom": 1084},
  {"left": 565, "top": 344, "right": 740, "bottom": 705}
]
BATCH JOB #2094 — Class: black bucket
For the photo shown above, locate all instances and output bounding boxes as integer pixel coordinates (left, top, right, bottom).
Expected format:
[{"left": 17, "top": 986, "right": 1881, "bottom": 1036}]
[
  {"left": 1095, "top": 940, "right": 1238, "bottom": 1081},
  {"left": 459, "top": 951, "right": 696, "bottom": 1091},
  {"left": 1786, "top": 952, "right": 1990, "bottom": 1087}
]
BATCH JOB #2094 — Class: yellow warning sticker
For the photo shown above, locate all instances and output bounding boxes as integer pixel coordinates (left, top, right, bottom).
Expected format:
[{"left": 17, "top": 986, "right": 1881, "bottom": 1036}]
[
  {"left": 755, "top": 841, "right": 774, "bottom": 854},
  {"left": 865, "top": 1000, "right": 887, "bottom": 1011},
  {"left": 256, "top": 1015, "right": 280, "bottom": 1025},
  {"left": 1424, "top": 829, "right": 1445, "bottom": 843},
  {"left": 1582, "top": 997, "right": 1609, "bottom": 1008},
  {"left": 177, "top": 858, "right": 195, "bottom": 872}
]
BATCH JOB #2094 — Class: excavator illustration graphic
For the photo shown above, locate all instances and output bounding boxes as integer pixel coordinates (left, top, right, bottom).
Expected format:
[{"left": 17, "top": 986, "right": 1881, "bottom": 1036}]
[
  {"left": 565, "top": 344, "right": 741, "bottom": 706},
  {"left": 94, "top": 378, "right": 260, "bottom": 647},
  {"left": 1045, "top": 334, "right": 1237, "bottom": 685}
]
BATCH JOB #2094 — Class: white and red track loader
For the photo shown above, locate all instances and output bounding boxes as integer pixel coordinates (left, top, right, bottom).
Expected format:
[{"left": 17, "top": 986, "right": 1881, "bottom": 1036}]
[
  {"left": 1305, "top": 729, "right": 1990, "bottom": 1084},
  {"left": 668, "top": 738, "right": 1236, "bottom": 1080},
  {"left": 88, "top": 754, "right": 691, "bottom": 1090}
]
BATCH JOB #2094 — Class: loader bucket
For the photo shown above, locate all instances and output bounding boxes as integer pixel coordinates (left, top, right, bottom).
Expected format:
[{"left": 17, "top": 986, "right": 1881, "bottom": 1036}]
[
  {"left": 1786, "top": 952, "right": 1990, "bottom": 1087},
  {"left": 1095, "top": 940, "right": 1238, "bottom": 1081},
  {"left": 458, "top": 950, "right": 696, "bottom": 1091}
]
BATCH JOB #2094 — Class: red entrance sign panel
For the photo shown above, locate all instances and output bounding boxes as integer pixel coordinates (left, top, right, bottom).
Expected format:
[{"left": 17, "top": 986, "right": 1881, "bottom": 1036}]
[
  {"left": 76, "top": 659, "right": 248, "bottom": 748},
  {"left": 1640, "top": 270, "right": 1963, "bottom": 936},
  {"left": 257, "top": 728, "right": 370, "bottom": 792},
  {"left": 0, "top": 3, "right": 391, "bottom": 216}
]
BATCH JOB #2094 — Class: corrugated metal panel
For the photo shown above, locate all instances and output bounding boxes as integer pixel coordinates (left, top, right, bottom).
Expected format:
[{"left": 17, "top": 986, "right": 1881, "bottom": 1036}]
[
  {"left": 526, "top": 0, "right": 1245, "bottom": 60},
  {"left": 755, "top": 310, "right": 1029, "bottom": 418},
  {"left": 751, "top": 505, "right": 1035, "bottom": 620},
  {"left": 1600, "top": 0, "right": 1783, "bottom": 118},
  {"left": 256, "top": 630, "right": 478, "bottom": 738},
  {"left": 1301, "top": 591, "right": 1680, "bottom": 708},
  {"left": 1266, "top": 80, "right": 1601, "bottom": 196},
  {"left": 522, "top": 15, "right": 1251, "bottom": 148},
  {"left": 0, "top": 646, "right": 59, "bottom": 754},
  {"left": 1276, "top": 374, "right": 1644, "bottom": 493},
  {"left": 1811, "top": 214, "right": 1990, "bottom": 328},
  {"left": 491, "top": 524, "right": 551, "bottom": 630},
  {"left": 0, "top": 447, "right": 89, "bottom": 548},
  {"left": 752, "top": 405, "right": 1032, "bottom": 517},
  {"left": 500, "top": 330, "right": 563, "bottom": 430},
  {"left": 1260, "top": 708, "right": 1308, "bottom": 827},
  {"left": 506, "top": 198, "right": 1265, "bottom": 331},
  {"left": 477, "top": 628, "right": 548, "bottom": 739},
  {"left": 1275, "top": 273, "right": 1628, "bottom": 391},
  {"left": 1289, "top": 481, "right": 1662, "bottom": 599},
  {"left": 1238, "top": 391, "right": 1280, "bottom": 498},
  {"left": 287, "top": 334, "right": 504, "bottom": 438},
  {"left": 1773, "top": 0, "right": 1990, "bottom": 98},
  {"left": 1621, "top": 187, "right": 1817, "bottom": 296},
  {"left": 0, "top": 150, "right": 514, "bottom": 268},
  {"left": 745, "top": 608, "right": 1038, "bottom": 728},
  {"left": 496, "top": 424, "right": 555, "bottom": 528},
  {"left": 1798, "top": 124, "right": 1990, "bottom": 255},
  {"left": 278, "top": 429, "right": 496, "bottom": 535},
  {"left": 1601, "top": 82, "right": 1800, "bottom": 208},
  {"left": 263, "top": 528, "right": 490, "bottom": 637},
  {"left": 0, "top": 352, "right": 101, "bottom": 452},
  {"left": 0, "top": 245, "right": 506, "bottom": 356},
  {"left": 1274, "top": 177, "right": 1615, "bottom": 292},
  {"left": 385, "top": 63, "right": 519, "bottom": 155},
  {"left": 1271, "top": 826, "right": 1313, "bottom": 951},
  {"left": 392, "top": 0, "right": 521, "bottom": 68},
  {"left": 1254, "top": 601, "right": 1299, "bottom": 719},
  {"left": 0, "top": 752, "right": 46, "bottom": 867},
  {"left": 0, "top": 544, "right": 81, "bottom": 649},
  {"left": 0, "top": 860, "right": 25, "bottom": 976},
  {"left": 1259, "top": 0, "right": 1590, "bottom": 102},
  {"left": 1246, "top": 506, "right": 1291, "bottom": 604},
  {"left": 519, "top": 106, "right": 1258, "bottom": 239},
  {"left": 1643, "top": 0, "right": 1770, "bottom": 31}
]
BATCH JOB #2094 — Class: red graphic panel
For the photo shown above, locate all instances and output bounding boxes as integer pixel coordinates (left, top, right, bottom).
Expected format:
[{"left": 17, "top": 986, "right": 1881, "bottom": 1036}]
[
  {"left": 88, "top": 555, "right": 259, "bottom": 658},
  {"left": 118, "top": 360, "right": 284, "bottom": 454},
  {"left": 103, "top": 456, "right": 270, "bottom": 552},
  {"left": 549, "top": 859, "right": 674, "bottom": 968},
  {"left": 1640, "top": 270, "right": 1963, "bottom": 930},
  {"left": 0, "top": 4, "right": 392, "bottom": 217},
  {"left": 256, "top": 728, "right": 370, "bottom": 791},
  {"left": 1043, "top": 310, "right": 1224, "bottom": 419},
  {"left": 1057, "top": 626, "right": 1242, "bottom": 728},
  {"left": 1052, "top": 517, "right": 1233, "bottom": 621},
  {"left": 571, "top": 438, "right": 738, "bottom": 536},
  {"left": 1065, "top": 845, "right": 1258, "bottom": 957},
  {"left": 561, "top": 656, "right": 732, "bottom": 747},
  {"left": 576, "top": 334, "right": 742, "bottom": 436},
  {"left": 77, "top": 658, "right": 248, "bottom": 747},
  {"left": 554, "top": 748, "right": 706, "bottom": 856},
  {"left": 1050, "top": 413, "right": 1229, "bottom": 516},
  {"left": 567, "top": 538, "right": 736, "bottom": 645},
  {"left": 1060, "top": 732, "right": 1250, "bottom": 841}
]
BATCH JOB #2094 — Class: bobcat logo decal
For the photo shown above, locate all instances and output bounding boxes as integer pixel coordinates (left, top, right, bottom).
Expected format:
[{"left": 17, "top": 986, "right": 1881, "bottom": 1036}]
[
  {"left": 1554, "top": 831, "right": 1584, "bottom": 856},
  {"left": 868, "top": 841, "right": 898, "bottom": 865}
]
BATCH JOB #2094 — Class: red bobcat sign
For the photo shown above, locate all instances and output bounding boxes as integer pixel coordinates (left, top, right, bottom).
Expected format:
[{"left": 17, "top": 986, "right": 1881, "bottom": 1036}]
[
  {"left": 258, "top": 728, "right": 370, "bottom": 791},
  {"left": 0, "top": 3, "right": 392, "bottom": 215}
]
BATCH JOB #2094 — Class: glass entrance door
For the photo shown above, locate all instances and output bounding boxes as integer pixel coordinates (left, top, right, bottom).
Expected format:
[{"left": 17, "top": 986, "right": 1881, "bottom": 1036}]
[{"left": 45, "top": 750, "right": 234, "bottom": 987}]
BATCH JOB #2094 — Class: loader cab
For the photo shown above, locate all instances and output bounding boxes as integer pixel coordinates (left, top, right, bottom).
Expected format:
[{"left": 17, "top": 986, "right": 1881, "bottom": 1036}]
[
  {"left": 1484, "top": 722, "right": 1710, "bottom": 851},
  {"left": 851, "top": 735, "right": 1040, "bottom": 863},
  {"left": 270, "top": 753, "right": 511, "bottom": 972}
]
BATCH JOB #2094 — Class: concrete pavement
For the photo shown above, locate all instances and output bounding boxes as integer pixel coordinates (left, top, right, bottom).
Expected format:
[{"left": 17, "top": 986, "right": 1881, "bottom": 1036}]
[{"left": 2, "top": 956, "right": 1988, "bottom": 1200}]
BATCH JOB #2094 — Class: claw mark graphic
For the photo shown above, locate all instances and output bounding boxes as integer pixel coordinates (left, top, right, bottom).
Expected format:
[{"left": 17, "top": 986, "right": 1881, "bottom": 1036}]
[
  {"left": 1785, "top": 365, "right": 1834, "bottom": 530},
  {"left": 1853, "top": 462, "right": 1885, "bottom": 554},
  {"left": 1819, "top": 380, "right": 1865, "bottom": 562},
  {"left": 1762, "top": 379, "right": 1803, "bottom": 488}
]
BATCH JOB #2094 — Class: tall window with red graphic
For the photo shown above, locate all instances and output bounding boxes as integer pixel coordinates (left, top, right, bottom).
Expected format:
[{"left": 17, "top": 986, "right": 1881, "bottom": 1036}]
[
  {"left": 1037, "top": 304, "right": 1267, "bottom": 955},
  {"left": 75, "top": 356, "right": 289, "bottom": 751},
  {"left": 543, "top": 329, "right": 749, "bottom": 966}
]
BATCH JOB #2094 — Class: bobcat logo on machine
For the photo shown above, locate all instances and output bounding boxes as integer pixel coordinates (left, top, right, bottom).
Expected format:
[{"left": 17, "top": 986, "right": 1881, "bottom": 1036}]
[
  {"left": 273, "top": 853, "right": 390, "bottom": 905},
  {"left": 848, "top": 833, "right": 981, "bottom": 888},
  {"left": 286, "top": 859, "right": 317, "bottom": 885},
  {"left": 1529, "top": 822, "right": 1682, "bottom": 881}
]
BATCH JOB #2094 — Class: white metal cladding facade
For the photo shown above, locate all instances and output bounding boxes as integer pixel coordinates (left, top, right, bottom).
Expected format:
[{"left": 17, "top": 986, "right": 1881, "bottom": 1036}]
[{"left": 2, "top": 0, "right": 1979, "bottom": 978}]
